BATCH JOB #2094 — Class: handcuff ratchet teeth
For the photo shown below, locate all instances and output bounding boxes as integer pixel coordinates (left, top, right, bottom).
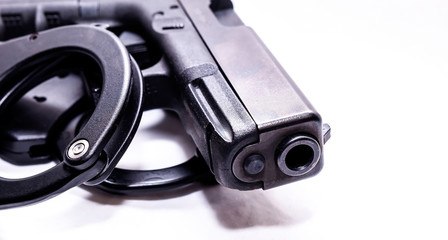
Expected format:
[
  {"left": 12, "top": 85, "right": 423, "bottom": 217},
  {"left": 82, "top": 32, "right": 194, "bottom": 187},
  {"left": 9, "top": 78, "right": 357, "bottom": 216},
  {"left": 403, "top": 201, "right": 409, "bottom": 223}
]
[{"left": 0, "top": 24, "right": 142, "bottom": 209}]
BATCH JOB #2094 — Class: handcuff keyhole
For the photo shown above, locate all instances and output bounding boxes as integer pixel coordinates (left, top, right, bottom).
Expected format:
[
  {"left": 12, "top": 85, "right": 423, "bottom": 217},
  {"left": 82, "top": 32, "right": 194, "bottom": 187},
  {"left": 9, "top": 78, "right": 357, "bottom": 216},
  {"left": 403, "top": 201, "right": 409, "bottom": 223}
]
[
  {"left": 33, "top": 96, "right": 47, "bottom": 102},
  {"left": 29, "top": 33, "right": 39, "bottom": 41}
]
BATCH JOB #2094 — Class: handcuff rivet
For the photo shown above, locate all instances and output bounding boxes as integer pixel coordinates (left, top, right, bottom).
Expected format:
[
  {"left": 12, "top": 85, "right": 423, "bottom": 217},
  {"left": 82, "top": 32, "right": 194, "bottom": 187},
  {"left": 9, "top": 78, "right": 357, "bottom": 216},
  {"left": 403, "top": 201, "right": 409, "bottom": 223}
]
[{"left": 67, "top": 139, "right": 89, "bottom": 160}]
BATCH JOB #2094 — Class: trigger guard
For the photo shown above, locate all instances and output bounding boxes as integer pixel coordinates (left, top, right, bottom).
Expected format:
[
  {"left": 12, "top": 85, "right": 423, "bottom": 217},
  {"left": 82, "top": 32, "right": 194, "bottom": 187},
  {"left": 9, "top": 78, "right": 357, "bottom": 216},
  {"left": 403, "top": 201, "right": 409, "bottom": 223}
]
[{"left": 95, "top": 154, "right": 214, "bottom": 195}]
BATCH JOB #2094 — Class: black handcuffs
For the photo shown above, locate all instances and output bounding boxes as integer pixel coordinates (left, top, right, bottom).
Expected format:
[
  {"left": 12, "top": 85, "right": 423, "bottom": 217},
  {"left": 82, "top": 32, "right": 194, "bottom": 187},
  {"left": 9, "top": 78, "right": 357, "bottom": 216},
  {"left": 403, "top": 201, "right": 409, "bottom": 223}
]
[{"left": 0, "top": 25, "right": 211, "bottom": 209}]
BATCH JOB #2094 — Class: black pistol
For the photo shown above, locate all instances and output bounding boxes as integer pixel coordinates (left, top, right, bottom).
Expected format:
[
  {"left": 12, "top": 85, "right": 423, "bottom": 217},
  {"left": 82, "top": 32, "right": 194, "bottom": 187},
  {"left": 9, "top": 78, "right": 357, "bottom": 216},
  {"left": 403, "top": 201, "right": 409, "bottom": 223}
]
[{"left": 0, "top": 0, "right": 330, "bottom": 208}]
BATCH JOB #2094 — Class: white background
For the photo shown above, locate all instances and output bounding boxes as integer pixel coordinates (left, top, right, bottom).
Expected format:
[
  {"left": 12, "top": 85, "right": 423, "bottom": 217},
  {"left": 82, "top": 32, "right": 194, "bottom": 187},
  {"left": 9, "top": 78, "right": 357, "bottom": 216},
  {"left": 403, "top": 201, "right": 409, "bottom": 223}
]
[{"left": 1, "top": 0, "right": 448, "bottom": 239}]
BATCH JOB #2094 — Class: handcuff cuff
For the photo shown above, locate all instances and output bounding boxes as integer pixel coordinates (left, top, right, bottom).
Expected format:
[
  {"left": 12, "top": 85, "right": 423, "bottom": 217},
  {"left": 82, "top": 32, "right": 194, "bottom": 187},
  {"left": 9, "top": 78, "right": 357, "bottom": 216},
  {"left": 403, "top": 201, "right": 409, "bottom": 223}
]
[{"left": 0, "top": 25, "right": 211, "bottom": 209}]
